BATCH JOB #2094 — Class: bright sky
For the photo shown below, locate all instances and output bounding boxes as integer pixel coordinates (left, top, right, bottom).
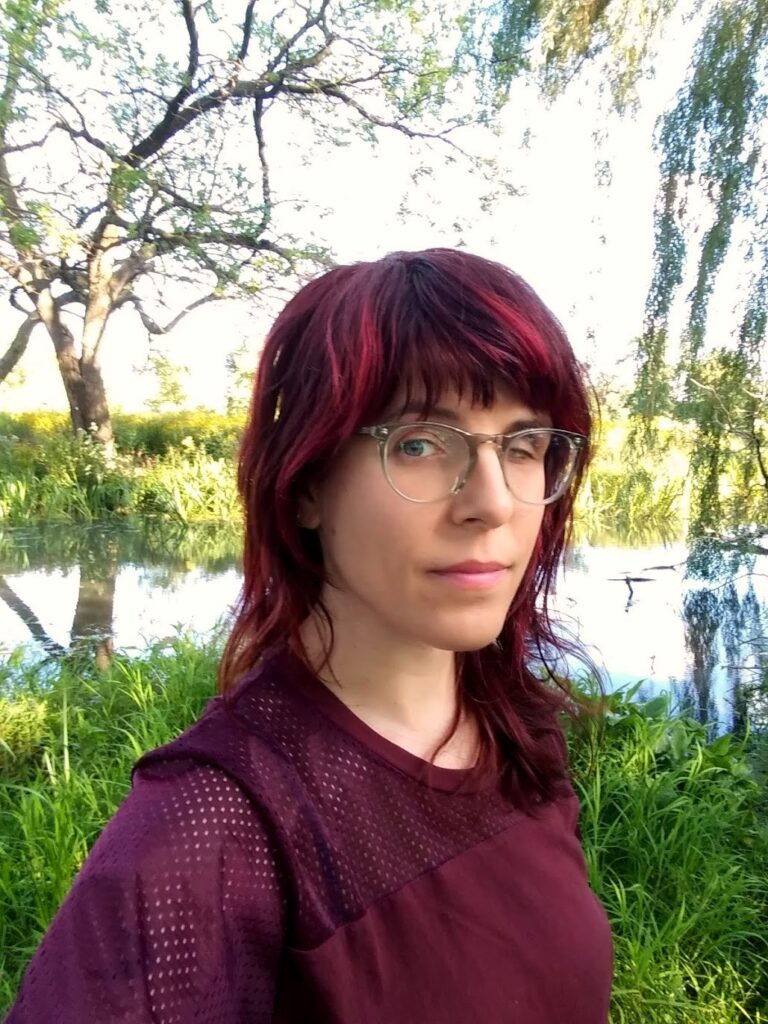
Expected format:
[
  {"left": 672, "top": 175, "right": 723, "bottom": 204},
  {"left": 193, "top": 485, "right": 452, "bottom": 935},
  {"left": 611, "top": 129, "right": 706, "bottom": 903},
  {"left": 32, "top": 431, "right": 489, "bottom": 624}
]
[{"left": 1, "top": 3, "right": 717, "bottom": 413}]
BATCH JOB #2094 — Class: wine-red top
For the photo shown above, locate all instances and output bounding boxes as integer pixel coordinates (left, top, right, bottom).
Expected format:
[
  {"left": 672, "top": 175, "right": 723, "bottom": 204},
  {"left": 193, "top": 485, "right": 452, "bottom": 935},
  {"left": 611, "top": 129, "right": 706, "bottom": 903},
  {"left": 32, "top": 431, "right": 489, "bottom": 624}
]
[{"left": 5, "top": 644, "right": 613, "bottom": 1023}]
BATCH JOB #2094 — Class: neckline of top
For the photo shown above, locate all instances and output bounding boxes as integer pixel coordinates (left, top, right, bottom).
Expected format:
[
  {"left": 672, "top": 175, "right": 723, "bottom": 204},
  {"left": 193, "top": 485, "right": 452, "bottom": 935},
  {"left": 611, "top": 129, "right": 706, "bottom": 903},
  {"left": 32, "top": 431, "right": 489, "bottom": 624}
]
[{"left": 254, "top": 643, "right": 497, "bottom": 795}]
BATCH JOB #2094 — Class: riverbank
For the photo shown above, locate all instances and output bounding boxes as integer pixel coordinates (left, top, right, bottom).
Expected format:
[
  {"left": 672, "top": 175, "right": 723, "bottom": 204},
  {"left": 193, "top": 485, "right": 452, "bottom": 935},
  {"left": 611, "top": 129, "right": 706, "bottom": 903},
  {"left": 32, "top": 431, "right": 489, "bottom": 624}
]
[
  {"left": 1, "top": 637, "right": 766, "bottom": 1021},
  {"left": 0, "top": 410, "right": 688, "bottom": 543}
]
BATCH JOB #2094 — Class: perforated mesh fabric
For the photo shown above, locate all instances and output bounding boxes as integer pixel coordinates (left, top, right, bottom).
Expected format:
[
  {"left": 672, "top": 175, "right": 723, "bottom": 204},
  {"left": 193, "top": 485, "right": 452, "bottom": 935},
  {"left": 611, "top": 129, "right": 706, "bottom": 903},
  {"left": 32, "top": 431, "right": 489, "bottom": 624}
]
[{"left": 5, "top": 645, "right": 612, "bottom": 1023}]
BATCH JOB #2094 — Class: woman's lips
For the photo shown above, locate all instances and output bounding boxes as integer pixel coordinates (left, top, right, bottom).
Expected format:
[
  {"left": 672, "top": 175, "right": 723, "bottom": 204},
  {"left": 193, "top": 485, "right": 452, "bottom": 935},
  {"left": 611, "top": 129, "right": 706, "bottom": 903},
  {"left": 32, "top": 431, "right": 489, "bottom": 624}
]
[{"left": 430, "top": 568, "right": 508, "bottom": 590}]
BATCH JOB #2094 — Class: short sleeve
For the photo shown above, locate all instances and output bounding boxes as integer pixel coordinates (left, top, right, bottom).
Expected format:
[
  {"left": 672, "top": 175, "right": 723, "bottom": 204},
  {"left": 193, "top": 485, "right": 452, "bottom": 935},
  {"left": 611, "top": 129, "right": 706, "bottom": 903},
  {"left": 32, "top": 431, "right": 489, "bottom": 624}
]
[{"left": 4, "top": 762, "right": 286, "bottom": 1024}]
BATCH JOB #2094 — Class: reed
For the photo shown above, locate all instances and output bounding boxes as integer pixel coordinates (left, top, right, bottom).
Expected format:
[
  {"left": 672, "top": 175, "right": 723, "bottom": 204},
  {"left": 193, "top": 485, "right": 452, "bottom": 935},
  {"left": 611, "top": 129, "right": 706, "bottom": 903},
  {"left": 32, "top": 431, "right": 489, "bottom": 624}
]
[{"left": 1, "top": 643, "right": 766, "bottom": 1021}]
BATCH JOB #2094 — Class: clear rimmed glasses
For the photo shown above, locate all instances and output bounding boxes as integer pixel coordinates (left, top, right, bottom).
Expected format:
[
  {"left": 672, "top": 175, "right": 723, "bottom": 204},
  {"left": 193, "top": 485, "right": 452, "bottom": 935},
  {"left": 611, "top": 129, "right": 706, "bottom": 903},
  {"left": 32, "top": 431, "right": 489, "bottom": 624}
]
[{"left": 357, "top": 422, "right": 586, "bottom": 505}]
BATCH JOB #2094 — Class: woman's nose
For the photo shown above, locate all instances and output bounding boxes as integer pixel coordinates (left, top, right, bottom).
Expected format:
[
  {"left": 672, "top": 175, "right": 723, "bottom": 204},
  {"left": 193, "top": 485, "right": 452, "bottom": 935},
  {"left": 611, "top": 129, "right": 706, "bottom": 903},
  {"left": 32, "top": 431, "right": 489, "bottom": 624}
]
[{"left": 451, "top": 441, "right": 515, "bottom": 526}]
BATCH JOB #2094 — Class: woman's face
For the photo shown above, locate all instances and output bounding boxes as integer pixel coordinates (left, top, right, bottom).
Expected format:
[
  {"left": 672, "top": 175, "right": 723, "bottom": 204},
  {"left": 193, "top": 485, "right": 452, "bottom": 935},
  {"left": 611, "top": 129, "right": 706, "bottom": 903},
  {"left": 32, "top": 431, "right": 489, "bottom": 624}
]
[{"left": 302, "top": 386, "right": 548, "bottom": 654}]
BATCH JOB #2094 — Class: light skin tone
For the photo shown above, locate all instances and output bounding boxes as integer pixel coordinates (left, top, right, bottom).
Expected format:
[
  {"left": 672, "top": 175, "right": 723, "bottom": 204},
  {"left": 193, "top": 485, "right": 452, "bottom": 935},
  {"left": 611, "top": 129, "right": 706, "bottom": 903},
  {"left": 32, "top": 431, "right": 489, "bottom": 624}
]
[{"left": 298, "top": 385, "right": 548, "bottom": 768}]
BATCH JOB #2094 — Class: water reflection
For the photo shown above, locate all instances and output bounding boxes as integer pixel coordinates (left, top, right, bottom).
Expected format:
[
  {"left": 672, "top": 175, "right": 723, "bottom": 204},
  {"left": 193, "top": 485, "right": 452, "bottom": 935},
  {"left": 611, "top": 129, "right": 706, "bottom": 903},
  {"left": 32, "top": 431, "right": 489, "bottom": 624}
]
[
  {"left": 0, "top": 522, "right": 241, "bottom": 668},
  {"left": 0, "top": 522, "right": 765, "bottom": 734}
]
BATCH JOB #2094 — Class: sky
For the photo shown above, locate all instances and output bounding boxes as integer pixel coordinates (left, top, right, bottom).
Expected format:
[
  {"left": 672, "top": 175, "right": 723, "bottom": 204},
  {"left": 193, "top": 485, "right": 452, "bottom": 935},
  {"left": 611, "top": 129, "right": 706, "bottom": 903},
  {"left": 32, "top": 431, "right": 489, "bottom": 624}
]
[{"left": 1, "top": 2, "right": 717, "bottom": 413}]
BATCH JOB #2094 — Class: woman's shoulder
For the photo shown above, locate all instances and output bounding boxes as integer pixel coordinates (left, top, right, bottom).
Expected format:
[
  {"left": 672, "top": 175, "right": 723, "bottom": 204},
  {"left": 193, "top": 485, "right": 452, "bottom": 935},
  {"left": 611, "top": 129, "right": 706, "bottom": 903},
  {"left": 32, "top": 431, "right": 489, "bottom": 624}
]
[
  {"left": 133, "top": 653, "right": 312, "bottom": 797},
  {"left": 5, "top": 724, "right": 288, "bottom": 1024}
]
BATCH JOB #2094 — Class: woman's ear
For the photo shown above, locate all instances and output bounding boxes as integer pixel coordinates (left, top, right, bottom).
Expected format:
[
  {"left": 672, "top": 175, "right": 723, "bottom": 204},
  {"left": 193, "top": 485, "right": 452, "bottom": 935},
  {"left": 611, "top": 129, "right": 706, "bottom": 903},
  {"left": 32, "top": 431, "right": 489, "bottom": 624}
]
[{"left": 297, "top": 487, "right": 321, "bottom": 530}]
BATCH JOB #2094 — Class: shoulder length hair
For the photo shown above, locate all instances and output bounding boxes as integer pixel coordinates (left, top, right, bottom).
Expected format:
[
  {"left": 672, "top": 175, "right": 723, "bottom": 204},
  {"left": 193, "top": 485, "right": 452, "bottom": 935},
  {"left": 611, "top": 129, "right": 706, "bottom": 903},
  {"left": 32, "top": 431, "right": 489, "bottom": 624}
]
[{"left": 220, "top": 248, "right": 596, "bottom": 809}]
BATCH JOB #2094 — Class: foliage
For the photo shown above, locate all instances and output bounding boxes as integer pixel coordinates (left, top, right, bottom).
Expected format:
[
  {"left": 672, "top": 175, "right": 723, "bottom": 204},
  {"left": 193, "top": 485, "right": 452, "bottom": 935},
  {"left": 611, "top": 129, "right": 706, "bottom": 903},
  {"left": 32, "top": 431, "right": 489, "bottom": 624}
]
[
  {"left": 144, "top": 351, "right": 190, "bottom": 414},
  {"left": 224, "top": 339, "right": 258, "bottom": 416},
  {"left": 574, "top": 419, "right": 688, "bottom": 545},
  {"left": 0, "top": 408, "right": 243, "bottom": 454},
  {"left": 461, "top": 0, "right": 676, "bottom": 113},
  {"left": 0, "top": 415, "right": 242, "bottom": 524},
  {"left": 110, "top": 410, "right": 244, "bottom": 458},
  {"left": 0, "top": 430, "right": 135, "bottom": 521},
  {"left": 132, "top": 439, "right": 240, "bottom": 523},
  {"left": 631, "top": 0, "right": 768, "bottom": 547},
  {"left": 570, "top": 681, "right": 768, "bottom": 1022},
  {"left": 0, "top": 645, "right": 766, "bottom": 1020}
]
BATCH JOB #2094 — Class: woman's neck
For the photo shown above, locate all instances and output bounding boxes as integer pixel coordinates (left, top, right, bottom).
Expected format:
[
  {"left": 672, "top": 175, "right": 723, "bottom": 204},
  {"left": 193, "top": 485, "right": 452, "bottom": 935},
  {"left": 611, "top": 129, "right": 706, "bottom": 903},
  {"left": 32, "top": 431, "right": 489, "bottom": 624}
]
[{"left": 298, "top": 610, "right": 479, "bottom": 767}]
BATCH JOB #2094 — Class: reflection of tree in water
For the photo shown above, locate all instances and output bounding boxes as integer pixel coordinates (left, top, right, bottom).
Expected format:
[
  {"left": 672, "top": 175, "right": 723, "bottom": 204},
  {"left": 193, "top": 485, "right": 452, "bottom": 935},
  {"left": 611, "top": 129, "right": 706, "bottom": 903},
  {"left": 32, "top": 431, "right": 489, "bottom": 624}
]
[
  {"left": 0, "top": 542, "right": 119, "bottom": 668},
  {"left": 681, "top": 537, "right": 767, "bottom": 734},
  {"left": 0, "top": 520, "right": 241, "bottom": 576},
  {"left": 681, "top": 588, "right": 720, "bottom": 730},
  {"left": 69, "top": 545, "right": 119, "bottom": 669},
  {"left": 0, "top": 521, "right": 242, "bottom": 667},
  {"left": 727, "top": 584, "right": 768, "bottom": 732}
]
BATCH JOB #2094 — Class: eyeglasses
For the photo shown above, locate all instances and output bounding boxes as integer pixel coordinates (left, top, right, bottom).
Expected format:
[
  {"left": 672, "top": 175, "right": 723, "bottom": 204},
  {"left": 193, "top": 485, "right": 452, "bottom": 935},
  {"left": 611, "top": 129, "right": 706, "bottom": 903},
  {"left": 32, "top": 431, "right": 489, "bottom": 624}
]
[{"left": 356, "top": 422, "right": 586, "bottom": 505}]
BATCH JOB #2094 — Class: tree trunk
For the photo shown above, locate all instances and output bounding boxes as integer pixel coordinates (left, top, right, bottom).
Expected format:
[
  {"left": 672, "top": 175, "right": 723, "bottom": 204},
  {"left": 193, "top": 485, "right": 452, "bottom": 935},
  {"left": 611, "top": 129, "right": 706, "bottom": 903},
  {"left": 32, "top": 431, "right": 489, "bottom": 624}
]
[
  {"left": 35, "top": 286, "right": 115, "bottom": 447},
  {"left": 80, "top": 355, "right": 114, "bottom": 447}
]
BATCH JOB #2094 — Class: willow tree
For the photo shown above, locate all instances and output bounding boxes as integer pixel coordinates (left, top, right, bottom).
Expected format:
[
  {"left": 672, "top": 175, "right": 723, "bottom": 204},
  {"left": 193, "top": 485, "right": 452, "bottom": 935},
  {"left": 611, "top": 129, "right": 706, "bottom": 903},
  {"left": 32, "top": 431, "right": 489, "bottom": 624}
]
[
  {"left": 461, "top": 0, "right": 677, "bottom": 112},
  {"left": 632, "top": 0, "right": 768, "bottom": 550},
  {"left": 0, "top": 0, "right": 479, "bottom": 445}
]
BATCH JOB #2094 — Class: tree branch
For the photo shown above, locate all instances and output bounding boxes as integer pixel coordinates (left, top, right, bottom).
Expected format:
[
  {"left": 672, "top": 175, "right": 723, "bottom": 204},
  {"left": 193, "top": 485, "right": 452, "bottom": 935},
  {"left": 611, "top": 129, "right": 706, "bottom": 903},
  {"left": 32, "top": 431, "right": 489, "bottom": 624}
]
[
  {"left": 0, "top": 152, "right": 26, "bottom": 237},
  {"left": 121, "top": 291, "right": 227, "bottom": 336},
  {"left": 0, "top": 311, "right": 38, "bottom": 381},
  {"left": 0, "top": 252, "right": 22, "bottom": 281},
  {"left": 55, "top": 119, "right": 117, "bottom": 160},
  {"left": 252, "top": 95, "right": 272, "bottom": 232},
  {"left": 266, "top": 0, "right": 332, "bottom": 75},
  {"left": 750, "top": 419, "right": 768, "bottom": 494},
  {"left": 0, "top": 126, "right": 56, "bottom": 157},
  {"left": 237, "top": 0, "right": 258, "bottom": 62},
  {"left": 278, "top": 80, "right": 469, "bottom": 155},
  {"left": 144, "top": 224, "right": 292, "bottom": 261}
]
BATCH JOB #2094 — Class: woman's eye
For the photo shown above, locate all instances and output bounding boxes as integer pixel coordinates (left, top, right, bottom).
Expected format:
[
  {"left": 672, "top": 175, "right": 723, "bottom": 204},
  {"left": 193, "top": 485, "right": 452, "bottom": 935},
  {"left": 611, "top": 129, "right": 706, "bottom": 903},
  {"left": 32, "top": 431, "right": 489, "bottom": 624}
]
[
  {"left": 398, "top": 436, "right": 442, "bottom": 457},
  {"left": 506, "top": 445, "right": 535, "bottom": 461},
  {"left": 506, "top": 434, "right": 547, "bottom": 460}
]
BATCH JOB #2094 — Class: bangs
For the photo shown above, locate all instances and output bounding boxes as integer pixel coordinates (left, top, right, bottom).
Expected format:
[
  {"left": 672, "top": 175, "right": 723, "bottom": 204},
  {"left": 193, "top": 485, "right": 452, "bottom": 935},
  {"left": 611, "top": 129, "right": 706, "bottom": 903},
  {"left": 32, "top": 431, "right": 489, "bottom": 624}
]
[{"left": 354, "top": 251, "right": 576, "bottom": 428}]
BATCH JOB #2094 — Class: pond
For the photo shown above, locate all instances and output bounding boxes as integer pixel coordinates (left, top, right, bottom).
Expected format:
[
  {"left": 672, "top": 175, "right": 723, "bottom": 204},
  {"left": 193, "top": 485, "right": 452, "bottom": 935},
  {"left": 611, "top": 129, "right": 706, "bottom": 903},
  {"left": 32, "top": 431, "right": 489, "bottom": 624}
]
[{"left": 1, "top": 521, "right": 766, "bottom": 734}]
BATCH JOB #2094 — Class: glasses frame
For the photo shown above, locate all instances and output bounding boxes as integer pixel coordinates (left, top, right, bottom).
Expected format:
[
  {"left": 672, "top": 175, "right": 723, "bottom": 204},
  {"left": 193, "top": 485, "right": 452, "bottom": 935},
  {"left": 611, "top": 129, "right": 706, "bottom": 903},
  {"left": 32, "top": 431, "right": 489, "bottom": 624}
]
[{"left": 357, "top": 421, "right": 587, "bottom": 505}]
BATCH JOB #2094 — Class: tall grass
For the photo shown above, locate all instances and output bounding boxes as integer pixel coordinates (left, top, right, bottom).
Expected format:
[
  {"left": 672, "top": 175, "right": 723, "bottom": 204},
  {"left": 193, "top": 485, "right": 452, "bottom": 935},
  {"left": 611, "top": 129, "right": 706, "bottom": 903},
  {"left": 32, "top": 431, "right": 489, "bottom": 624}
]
[
  {"left": 0, "top": 426, "right": 240, "bottom": 525},
  {"left": 571, "top": 682, "right": 768, "bottom": 1022},
  {"left": 1, "top": 643, "right": 766, "bottom": 1021}
]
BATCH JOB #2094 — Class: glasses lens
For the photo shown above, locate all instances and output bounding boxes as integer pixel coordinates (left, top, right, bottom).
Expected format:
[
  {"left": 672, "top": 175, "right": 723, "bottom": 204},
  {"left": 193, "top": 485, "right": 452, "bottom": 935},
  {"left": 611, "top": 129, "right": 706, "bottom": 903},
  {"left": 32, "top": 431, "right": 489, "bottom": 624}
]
[
  {"left": 384, "top": 424, "right": 468, "bottom": 501},
  {"left": 503, "top": 430, "right": 577, "bottom": 504},
  {"left": 380, "top": 425, "right": 579, "bottom": 504}
]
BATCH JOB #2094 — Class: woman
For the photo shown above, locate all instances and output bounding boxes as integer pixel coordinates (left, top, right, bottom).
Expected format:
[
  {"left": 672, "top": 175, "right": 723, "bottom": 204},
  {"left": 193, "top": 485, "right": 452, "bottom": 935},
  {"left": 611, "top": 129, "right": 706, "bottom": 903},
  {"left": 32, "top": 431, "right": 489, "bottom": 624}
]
[{"left": 5, "top": 249, "right": 613, "bottom": 1023}]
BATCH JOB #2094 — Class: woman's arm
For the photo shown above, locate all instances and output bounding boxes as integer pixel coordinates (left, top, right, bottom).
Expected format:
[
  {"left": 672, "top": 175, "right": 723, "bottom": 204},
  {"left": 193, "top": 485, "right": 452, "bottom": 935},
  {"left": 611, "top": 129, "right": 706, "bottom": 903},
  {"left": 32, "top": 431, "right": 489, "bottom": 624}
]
[{"left": 4, "top": 762, "right": 286, "bottom": 1023}]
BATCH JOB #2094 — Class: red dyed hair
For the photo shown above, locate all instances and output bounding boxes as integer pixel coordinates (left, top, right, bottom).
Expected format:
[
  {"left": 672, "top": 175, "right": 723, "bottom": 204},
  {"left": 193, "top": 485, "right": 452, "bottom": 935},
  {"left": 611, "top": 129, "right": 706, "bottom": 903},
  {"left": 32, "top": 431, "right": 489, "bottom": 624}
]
[{"left": 219, "top": 248, "right": 595, "bottom": 808}]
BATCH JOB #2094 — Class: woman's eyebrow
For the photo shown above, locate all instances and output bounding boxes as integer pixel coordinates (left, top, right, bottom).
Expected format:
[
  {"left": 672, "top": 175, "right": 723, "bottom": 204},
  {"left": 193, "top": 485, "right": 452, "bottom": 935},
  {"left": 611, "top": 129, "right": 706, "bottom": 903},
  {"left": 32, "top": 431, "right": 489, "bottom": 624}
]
[{"left": 391, "top": 404, "right": 550, "bottom": 431}]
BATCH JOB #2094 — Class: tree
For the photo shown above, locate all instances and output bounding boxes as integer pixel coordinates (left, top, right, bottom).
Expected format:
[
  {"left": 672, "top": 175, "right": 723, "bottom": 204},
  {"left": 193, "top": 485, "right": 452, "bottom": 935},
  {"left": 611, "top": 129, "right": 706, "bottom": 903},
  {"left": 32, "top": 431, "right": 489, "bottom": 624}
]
[
  {"left": 631, "top": 0, "right": 768, "bottom": 549},
  {"left": 0, "top": 0, "right": 485, "bottom": 446}
]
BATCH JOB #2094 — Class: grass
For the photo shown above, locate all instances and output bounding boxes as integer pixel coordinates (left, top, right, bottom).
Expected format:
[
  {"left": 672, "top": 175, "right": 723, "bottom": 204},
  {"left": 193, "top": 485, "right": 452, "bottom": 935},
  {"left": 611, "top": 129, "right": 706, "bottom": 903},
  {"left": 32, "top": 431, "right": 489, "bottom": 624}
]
[
  {"left": 1, "top": 642, "right": 766, "bottom": 1021},
  {"left": 0, "top": 428, "right": 240, "bottom": 525},
  {"left": 570, "top": 682, "right": 768, "bottom": 1022}
]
